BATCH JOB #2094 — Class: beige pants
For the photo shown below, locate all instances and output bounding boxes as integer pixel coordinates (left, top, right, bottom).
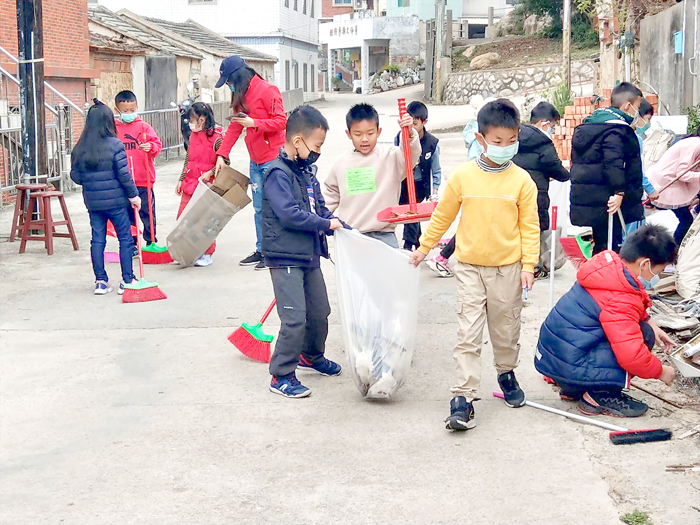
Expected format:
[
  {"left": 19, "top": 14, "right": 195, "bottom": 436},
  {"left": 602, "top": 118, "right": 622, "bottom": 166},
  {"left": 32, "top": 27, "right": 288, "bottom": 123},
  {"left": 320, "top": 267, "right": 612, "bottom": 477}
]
[{"left": 451, "top": 261, "right": 523, "bottom": 400}]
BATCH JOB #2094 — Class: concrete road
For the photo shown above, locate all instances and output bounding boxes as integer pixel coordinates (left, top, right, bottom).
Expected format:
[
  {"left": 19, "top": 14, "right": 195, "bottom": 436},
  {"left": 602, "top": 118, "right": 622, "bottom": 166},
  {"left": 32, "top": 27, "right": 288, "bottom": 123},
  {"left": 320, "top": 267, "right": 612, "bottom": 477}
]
[{"left": 1, "top": 88, "right": 698, "bottom": 525}]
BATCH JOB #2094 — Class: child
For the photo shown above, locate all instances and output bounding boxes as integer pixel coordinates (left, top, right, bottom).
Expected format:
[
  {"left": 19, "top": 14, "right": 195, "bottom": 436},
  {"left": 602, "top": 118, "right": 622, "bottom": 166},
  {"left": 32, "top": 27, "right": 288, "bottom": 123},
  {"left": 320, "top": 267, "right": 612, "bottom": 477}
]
[
  {"left": 409, "top": 99, "right": 540, "bottom": 431},
  {"left": 70, "top": 100, "right": 141, "bottom": 295},
  {"left": 324, "top": 103, "right": 421, "bottom": 248},
  {"left": 625, "top": 99, "right": 655, "bottom": 235},
  {"left": 393, "top": 101, "right": 442, "bottom": 251},
  {"left": 535, "top": 224, "right": 677, "bottom": 417},
  {"left": 175, "top": 102, "right": 225, "bottom": 267},
  {"left": 262, "top": 106, "right": 345, "bottom": 398},
  {"left": 114, "top": 90, "right": 163, "bottom": 250},
  {"left": 512, "top": 101, "right": 570, "bottom": 277},
  {"left": 570, "top": 82, "right": 645, "bottom": 254},
  {"left": 647, "top": 123, "right": 700, "bottom": 244}
]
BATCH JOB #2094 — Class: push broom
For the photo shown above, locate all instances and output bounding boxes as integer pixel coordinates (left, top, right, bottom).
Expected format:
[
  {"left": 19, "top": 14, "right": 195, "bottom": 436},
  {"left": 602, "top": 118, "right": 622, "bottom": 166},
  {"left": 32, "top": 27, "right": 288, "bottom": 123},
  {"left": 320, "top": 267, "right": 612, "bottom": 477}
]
[
  {"left": 228, "top": 299, "right": 276, "bottom": 363},
  {"left": 126, "top": 132, "right": 172, "bottom": 264},
  {"left": 122, "top": 204, "right": 167, "bottom": 303},
  {"left": 493, "top": 392, "right": 672, "bottom": 445}
]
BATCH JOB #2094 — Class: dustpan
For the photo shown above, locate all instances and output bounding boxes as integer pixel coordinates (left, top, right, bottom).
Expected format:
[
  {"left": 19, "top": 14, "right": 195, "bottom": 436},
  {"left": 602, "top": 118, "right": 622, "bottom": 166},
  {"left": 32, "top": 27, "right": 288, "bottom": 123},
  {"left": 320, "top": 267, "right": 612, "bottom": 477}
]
[
  {"left": 376, "top": 98, "right": 437, "bottom": 225},
  {"left": 107, "top": 220, "right": 138, "bottom": 238}
]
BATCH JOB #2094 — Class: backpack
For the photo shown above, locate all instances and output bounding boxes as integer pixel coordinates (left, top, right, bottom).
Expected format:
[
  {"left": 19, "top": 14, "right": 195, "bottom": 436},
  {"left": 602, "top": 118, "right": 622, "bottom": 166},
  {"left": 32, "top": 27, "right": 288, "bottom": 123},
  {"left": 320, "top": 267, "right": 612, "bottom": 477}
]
[{"left": 642, "top": 129, "right": 675, "bottom": 172}]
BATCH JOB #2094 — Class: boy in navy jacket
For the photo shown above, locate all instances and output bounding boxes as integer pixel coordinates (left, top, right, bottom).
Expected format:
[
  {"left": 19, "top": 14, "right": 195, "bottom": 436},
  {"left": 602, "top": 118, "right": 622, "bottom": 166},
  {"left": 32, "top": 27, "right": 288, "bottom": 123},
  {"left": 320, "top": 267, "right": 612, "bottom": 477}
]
[{"left": 262, "top": 106, "right": 346, "bottom": 398}]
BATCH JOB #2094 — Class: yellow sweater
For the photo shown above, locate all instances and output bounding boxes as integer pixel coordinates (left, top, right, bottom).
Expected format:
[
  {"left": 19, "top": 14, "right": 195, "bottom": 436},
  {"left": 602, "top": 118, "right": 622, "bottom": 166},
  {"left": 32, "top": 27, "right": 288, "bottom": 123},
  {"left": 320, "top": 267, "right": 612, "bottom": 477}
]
[{"left": 419, "top": 159, "right": 540, "bottom": 272}]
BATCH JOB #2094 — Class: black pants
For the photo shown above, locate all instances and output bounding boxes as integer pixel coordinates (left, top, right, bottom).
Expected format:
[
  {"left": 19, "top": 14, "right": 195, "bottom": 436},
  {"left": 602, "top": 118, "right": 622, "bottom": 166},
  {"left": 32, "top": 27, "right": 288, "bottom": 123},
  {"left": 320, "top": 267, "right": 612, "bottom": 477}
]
[
  {"left": 269, "top": 266, "right": 331, "bottom": 378},
  {"left": 673, "top": 206, "right": 694, "bottom": 245},
  {"left": 399, "top": 181, "right": 430, "bottom": 250},
  {"left": 129, "top": 186, "right": 157, "bottom": 244},
  {"left": 558, "top": 321, "right": 656, "bottom": 398},
  {"left": 441, "top": 235, "right": 456, "bottom": 259},
  {"left": 591, "top": 214, "right": 623, "bottom": 255}
]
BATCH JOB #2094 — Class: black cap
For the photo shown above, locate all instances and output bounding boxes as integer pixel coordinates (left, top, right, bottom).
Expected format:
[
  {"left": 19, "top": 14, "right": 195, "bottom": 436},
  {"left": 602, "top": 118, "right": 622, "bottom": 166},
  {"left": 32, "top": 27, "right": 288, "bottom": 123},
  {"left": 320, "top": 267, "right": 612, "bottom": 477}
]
[{"left": 215, "top": 56, "right": 245, "bottom": 88}]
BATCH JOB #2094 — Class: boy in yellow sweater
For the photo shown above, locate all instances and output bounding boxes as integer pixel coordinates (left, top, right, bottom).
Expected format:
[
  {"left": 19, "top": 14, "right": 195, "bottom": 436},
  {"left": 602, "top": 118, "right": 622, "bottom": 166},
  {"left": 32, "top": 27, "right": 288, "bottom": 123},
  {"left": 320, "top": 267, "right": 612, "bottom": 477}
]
[{"left": 409, "top": 99, "right": 540, "bottom": 431}]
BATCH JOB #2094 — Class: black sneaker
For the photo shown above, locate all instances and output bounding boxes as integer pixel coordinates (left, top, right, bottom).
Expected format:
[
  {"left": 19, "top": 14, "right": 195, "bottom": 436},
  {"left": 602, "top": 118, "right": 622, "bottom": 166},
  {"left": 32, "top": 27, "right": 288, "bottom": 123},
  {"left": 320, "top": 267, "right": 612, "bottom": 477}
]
[
  {"left": 254, "top": 259, "right": 267, "bottom": 271},
  {"left": 579, "top": 391, "right": 648, "bottom": 418},
  {"left": 239, "top": 251, "right": 262, "bottom": 266},
  {"left": 497, "top": 371, "right": 526, "bottom": 407},
  {"left": 445, "top": 396, "right": 476, "bottom": 431}
]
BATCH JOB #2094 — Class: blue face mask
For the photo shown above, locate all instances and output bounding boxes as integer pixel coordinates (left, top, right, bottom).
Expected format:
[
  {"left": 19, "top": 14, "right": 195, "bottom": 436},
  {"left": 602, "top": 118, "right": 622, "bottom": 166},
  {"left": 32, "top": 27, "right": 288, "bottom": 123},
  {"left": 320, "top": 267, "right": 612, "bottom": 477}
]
[
  {"left": 120, "top": 112, "right": 138, "bottom": 124},
  {"left": 638, "top": 260, "right": 660, "bottom": 290},
  {"left": 228, "top": 84, "right": 235, "bottom": 93},
  {"left": 484, "top": 141, "right": 519, "bottom": 165},
  {"left": 636, "top": 121, "right": 651, "bottom": 136}
]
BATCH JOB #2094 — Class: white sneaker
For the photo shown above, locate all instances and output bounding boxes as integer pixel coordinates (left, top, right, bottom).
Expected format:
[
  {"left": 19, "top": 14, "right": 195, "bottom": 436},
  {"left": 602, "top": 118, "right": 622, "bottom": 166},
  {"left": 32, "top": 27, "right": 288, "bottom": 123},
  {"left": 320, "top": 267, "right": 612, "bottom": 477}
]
[
  {"left": 426, "top": 256, "right": 454, "bottom": 278},
  {"left": 94, "top": 281, "right": 113, "bottom": 295},
  {"left": 194, "top": 254, "right": 213, "bottom": 267},
  {"left": 118, "top": 279, "right": 138, "bottom": 295}
]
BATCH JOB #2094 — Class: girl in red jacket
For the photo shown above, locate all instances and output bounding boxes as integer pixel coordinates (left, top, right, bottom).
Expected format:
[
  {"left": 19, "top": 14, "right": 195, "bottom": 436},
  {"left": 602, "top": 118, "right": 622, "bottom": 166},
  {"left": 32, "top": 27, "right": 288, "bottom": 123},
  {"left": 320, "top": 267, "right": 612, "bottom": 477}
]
[
  {"left": 176, "top": 102, "right": 224, "bottom": 267},
  {"left": 213, "top": 56, "right": 287, "bottom": 270}
]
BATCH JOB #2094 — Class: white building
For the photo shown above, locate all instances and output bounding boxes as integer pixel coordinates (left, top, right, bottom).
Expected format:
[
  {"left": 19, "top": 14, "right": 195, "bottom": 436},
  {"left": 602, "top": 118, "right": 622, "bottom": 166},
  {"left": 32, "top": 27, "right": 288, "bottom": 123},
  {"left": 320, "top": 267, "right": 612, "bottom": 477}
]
[{"left": 93, "top": 0, "right": 321, "bottom": 101}]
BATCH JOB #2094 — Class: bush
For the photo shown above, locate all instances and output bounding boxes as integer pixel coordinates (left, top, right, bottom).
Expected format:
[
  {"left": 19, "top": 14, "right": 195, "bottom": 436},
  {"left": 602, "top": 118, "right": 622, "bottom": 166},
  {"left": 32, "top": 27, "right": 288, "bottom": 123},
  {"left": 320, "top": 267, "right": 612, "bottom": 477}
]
[
  {"left": 572, "top": 14, "right": 599, "bottom": 48},
  {"left": 546, "top": 82, "right": 574, "bottom": 117},
  {"left": 385, "top": 64, "right": 401, "bottom": 74},
  {"left": 683, "top": 103, "right": 700, "bottom": 134}
]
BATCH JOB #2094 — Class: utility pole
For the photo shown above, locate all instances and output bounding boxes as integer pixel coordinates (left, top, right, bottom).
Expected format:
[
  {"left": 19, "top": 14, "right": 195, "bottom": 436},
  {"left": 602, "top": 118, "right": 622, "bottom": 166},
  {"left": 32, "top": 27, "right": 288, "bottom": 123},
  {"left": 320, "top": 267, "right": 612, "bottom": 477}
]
[
  {"left": 17, "top": 0, "right": 48, "bottom": 185},
  {"left": 562, "top": 0, "right": 571, "bottom": 90},
  {"left": 434, "top": 0, "right": 445, "bottom": 103}
]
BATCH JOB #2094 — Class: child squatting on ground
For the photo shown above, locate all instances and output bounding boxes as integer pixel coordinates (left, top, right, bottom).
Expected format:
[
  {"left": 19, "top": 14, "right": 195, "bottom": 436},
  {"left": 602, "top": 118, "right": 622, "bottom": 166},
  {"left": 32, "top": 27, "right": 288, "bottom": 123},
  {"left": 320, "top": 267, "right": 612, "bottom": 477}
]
[
  {"left": 114, "top": 90, "right": 163, "bottom": 251},
  {"left": 175, "top": 102, "right": 228, "bottom": 267},
  {"left": 394, "top": 101, "right": 442, "bottom": 251},
  {"left": 535, "top": 225, "right": 678, "bottom": 417},
  {"left": 323, "top": 103, "right": 421, "bottom": 249},
  {"left": 261, "top": 106, "right": 346, "bottom": 399},
  {"left": 70, "top": 100, "right": 141, "bottom": 296},
  {"left": 410, "top": 99, "right": 540, "bottom": 431}
]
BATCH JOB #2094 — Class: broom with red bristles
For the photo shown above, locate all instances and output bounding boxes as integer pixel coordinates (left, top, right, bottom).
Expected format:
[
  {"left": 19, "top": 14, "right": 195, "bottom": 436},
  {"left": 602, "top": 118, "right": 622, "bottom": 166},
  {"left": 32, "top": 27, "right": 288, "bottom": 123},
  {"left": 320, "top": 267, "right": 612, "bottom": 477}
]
[
  {"left": 228, "top": 299, "right": 276, "bottom": 363},
  {"left": 122, "top": 204, "right": 167, "bottom": 303}
]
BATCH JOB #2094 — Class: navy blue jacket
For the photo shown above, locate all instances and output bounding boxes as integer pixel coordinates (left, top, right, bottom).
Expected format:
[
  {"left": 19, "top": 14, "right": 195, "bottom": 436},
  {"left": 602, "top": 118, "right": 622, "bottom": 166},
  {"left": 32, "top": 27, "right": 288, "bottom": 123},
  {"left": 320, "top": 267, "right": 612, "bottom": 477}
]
[
  {"left": 261, "top": 151, "right": 336, "bottom": 268},
  {"left": 70, "top": 136, "right": 138, "bottom": 211}
]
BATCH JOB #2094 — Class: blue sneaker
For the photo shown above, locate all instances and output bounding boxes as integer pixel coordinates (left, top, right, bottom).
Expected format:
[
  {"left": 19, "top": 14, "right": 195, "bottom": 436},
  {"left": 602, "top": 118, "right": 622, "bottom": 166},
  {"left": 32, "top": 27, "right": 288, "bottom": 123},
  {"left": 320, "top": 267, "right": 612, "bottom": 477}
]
[
  {"left": 94, "top": 281, "right": 113, "bottom": 296},
  {"left": 269, "top": 375, "right": 311, "bottom": 398},
  {"left": 298, "top": 355, "right": 342, "bottom": 376}
]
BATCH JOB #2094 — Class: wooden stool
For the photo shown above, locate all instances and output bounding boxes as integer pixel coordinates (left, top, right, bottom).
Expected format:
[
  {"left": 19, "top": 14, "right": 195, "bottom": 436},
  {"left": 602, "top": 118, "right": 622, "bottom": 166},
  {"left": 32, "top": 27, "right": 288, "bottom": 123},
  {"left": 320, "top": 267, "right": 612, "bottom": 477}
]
[
  {"left": 19, "top": 191, "right": 79, "bottom": 255},
  {"left": 9, "top": 183, "right": 49, "bottom": 242}
]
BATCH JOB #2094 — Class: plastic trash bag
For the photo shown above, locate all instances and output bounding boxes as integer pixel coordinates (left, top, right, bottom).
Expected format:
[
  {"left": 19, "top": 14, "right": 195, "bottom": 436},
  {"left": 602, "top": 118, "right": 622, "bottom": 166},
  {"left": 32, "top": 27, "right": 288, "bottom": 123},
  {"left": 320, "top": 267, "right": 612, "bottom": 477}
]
[{"left": 334, "top": 229, "right": 420, "bottom": 399}]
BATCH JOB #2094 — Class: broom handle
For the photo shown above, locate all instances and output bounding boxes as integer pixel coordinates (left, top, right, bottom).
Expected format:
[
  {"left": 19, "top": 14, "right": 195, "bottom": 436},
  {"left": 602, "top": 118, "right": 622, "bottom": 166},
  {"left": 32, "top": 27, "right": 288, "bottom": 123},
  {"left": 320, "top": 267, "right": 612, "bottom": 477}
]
[
  {"left": 142, "top": 128, "right": 156, "bottom": 244},
  {"left": 492, "top": 392, "right": 628, "bottom": 432},
  {"left": 607, "top": 211, "right": 613, "bottom": 251},
  {"left": 260, "top": 299, "right": 277, "bottom": 324},
  {"left": 132, "top": 204, "right": 145, "bottom": 280},
  {"left": 655, "top": 156, "right": 700, "bottom": 196},
  {"left": 398, "top": 98, "right": 417, "bottom": 212},
  {"left": 549, "top": 206, "right": 557, "bottom": 311}
]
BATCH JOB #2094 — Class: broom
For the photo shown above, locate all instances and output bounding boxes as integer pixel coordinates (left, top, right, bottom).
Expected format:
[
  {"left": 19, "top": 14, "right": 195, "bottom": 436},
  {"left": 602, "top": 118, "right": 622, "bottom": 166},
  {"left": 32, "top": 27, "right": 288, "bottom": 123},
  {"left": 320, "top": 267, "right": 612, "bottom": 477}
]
[
  {"left": 122, "top": 204, "right": 167, "bottom": 303},
  {"left": 228, "top": 299, "right": 276, "bottom": 363},
  {"left": 493, "top": 392, "right": 672, "bottom": 445},
  {"left": 126, "top": 133, "right": 172, "bottom": 264}
]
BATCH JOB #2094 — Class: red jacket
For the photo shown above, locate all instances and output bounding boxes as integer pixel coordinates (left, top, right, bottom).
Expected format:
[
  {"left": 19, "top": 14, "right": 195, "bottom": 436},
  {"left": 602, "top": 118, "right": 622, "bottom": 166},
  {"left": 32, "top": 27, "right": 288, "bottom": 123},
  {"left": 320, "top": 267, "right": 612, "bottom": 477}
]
[
  {"left": 217, "top": 75, "right": 287, "bottom": 165},
  {"left": 115, "top": 118, "right": 163, "bottom": 187},
  {"left": 181, "top": 128, "right": 223, "bottom": 195},
  {"left": 577, "top": 251, "right": 663, "bottom": 380}
]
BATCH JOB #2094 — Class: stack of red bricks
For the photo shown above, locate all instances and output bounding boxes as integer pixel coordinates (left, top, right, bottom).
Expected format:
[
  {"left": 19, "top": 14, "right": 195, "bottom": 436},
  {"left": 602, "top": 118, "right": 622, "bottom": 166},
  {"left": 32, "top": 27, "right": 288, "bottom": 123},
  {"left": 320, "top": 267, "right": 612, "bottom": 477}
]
[{"left": 552, "top": 90, "right": 660, "bottom": 162}]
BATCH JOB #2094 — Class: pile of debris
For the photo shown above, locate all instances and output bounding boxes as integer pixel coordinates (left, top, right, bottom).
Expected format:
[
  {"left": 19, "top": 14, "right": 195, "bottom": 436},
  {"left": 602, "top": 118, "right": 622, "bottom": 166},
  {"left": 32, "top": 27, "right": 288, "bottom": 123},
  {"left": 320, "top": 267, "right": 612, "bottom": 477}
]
[{"left": 368, "top": 68, "right": 421, "bottom": 94}]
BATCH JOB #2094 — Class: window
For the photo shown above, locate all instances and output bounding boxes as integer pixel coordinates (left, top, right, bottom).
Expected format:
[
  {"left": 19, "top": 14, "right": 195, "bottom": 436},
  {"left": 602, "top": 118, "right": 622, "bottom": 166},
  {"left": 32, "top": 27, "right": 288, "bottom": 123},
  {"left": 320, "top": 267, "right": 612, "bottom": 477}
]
[
  {"left": 310, "top": 64, "right": 315, "bottom": 92},
  {"left": 188, "top": 0, "right": 216, "bottom": 3},
  {"left": 333, "top": 0, "right": 352, "bottom": 4},
  {"left": 294, "top": 0, "right": 298, "bottom": 10},
  {"left": 303, "top": 0, "right": 307, "bottom": 14},
  {"left": 310, "top": 0, "right": 314, "bottom": 17},
  {"left": 294, "top": 63, "right": 299, "bottom": 89},
  {"left": 303, "top": 63, "right": 308, "bottom": 92},
  {"left": 285, "top": 0, "right": 289, "bottom": 6},
  {"left": 397, "top": 0, "right": 409, "bottom": 6},
  {"left": 285, "top": 60, "right": 291, "bottom": 91}
]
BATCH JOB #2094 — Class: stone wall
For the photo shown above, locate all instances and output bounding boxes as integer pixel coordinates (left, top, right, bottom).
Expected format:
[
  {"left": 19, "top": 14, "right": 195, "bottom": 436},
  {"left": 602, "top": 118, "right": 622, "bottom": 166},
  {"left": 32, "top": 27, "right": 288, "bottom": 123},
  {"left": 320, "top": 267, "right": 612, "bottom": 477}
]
[{"left": 443, "top": 60, "right": 597, "bottom": 105}]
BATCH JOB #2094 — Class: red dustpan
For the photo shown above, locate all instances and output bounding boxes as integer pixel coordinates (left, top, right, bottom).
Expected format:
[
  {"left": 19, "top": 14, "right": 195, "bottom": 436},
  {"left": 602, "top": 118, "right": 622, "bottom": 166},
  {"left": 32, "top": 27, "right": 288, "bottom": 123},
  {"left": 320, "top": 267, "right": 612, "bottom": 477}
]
[{"left": 376, "top": 97, "right": 437, "bottom": 225}]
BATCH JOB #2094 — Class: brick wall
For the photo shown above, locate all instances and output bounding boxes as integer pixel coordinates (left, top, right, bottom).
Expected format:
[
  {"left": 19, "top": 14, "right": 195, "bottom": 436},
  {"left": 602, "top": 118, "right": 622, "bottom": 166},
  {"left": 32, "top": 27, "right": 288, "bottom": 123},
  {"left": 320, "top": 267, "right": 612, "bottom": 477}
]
[{"left": 322, "top": 0, "right": 353, "bottom": 18}]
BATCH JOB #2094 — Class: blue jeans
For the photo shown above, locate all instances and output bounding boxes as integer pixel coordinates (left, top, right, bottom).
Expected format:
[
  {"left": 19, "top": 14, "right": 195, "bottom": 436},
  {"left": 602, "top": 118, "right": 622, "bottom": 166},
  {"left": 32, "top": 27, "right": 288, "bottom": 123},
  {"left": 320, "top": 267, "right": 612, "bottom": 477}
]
[
  {"left": 250, "top": 160, "right": 273, "bottom": 253},
  {"left": 89, "top": 207, "right": 135, "bottom": 283}
]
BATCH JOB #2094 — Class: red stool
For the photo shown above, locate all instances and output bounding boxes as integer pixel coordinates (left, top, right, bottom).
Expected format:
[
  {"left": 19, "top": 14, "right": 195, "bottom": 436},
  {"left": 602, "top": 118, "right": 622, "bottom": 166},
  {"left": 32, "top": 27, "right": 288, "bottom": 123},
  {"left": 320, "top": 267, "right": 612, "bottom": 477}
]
[
  {"left": 9, "top": 183, "right": 49, "bottom": 242},
  {"left": 19, "top": 191, "right": 79, "bottom": 255}
]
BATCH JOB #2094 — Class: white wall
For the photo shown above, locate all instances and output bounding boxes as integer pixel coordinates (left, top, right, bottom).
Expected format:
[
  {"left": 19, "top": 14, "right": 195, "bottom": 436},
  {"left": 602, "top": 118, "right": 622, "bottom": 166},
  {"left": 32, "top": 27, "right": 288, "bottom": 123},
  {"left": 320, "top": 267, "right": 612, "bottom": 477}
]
[{"left": 130, "top": 55, "right": 146, "bottom": 107}]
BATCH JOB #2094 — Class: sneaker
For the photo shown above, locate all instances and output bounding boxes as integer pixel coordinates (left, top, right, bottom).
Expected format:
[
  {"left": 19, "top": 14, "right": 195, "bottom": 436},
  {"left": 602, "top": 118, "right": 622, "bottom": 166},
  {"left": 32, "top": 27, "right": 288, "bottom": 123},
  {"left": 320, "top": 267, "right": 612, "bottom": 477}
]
[
  {"left": 254, "top": 259, "right": 267, "bottom": 271},
  {"left": 269, "top": 375, "right": 311, "bottom": 398},
  {"left": 132, "top": 247, "right": 139, "bottom": 258},
  {"left": 497, "top": 371, "right": 526, "bottom": 407},
  {"left": 239, "top": 251, "right": 263, "bottom": 266},
  {"left": 118, "top": 279, "right": 138, "bottom": 296},
  {"left": 426, "top": 256, "right": 454, "bottom": 278},
  {"left": 445, "top": 396, "right": 476, "bottom": 431},
  {"left": 298, "top": 355, "right": 342, "bottom": 376},
  {"left": 578, "top": 391, "right": 648, "bottom": 417},
  {"left": 534, "top": 265, "right": 549, "bottom": 280},
  {"left": 194, "top": 254, "right": 213, "bottom": 267},
  {"left": 94, "top": 281, "right": 113, "bottom": 296}
]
